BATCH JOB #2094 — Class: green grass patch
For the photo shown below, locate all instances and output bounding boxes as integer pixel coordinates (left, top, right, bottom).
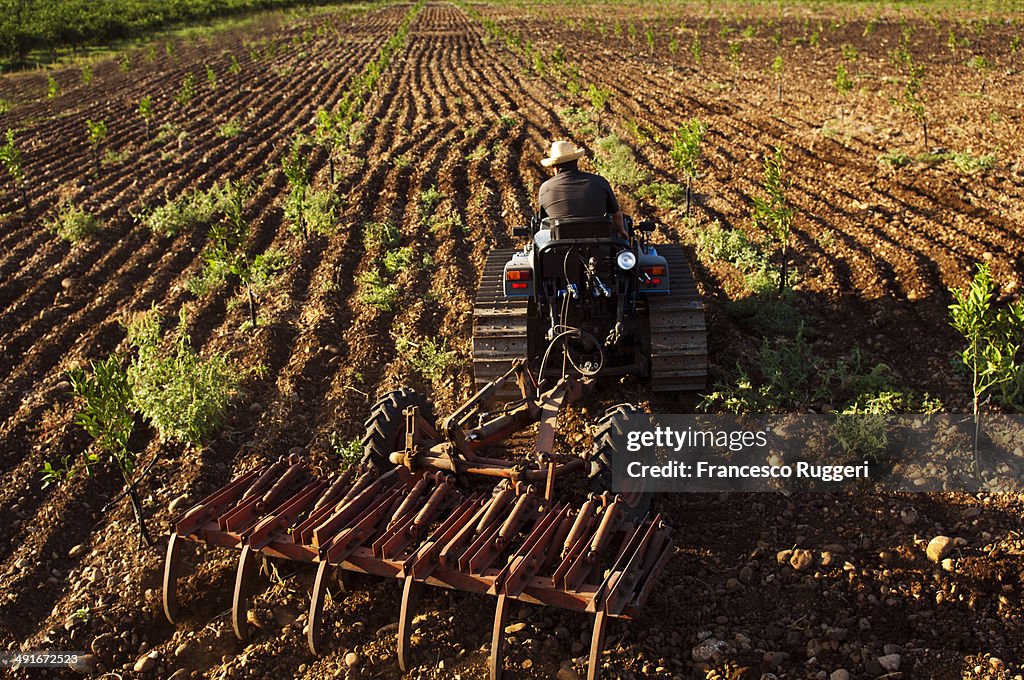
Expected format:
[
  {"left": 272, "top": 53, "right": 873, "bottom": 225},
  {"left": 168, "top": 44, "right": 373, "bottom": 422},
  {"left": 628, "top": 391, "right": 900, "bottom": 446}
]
[
  {"left": 637, "top": 182, "right": 688, "bottom": 211},
  {"left": 327, "top": 432, "right": 363, "bottom": 468},
  {"left": 284, "top": 187, "right": 338, "bottom": 237},
  {"left": 396, "top": 334, "right": 458, "bottom": 383},
  {"left": 125, "top": 307, "right": 244, "bottom": 447},
  {"left": 592, "top": 134, "right": 648, "bottom": 188},
  {"left": 46, "top": 202, "right": 102, "bottom": 242},
  {"left": 726, "top": 295, "right": 804, "bottom": 337},
  {"left": 382, "top": 246, "right": 414, "bottom": 275},
  {"left": 357, "top": 269, "right": 399, "bottom": 311},
  {"left": 0, "top": 0, "right": 333, "bottom": 69},
  {"left": 135, "top": 184, "right": 227, "bottom": 237},
  {"left": 879, "top": 149, "right": 995, "bottom": 173},
  {"left": 218, "top": 118, "right": 243, "bottom": 138},
  {"left": 364, "top": 220, "right": 399, "bottom": 251}
]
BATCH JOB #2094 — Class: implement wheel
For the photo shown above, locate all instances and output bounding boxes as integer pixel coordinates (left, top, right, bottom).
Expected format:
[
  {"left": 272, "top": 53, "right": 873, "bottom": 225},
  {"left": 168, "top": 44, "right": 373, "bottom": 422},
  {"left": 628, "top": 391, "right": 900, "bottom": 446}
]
[
  {"left": 361, "top": 388, "right": 434, "bottom": 470},
  {"left": 588, "top": 403, "right": 652, "bottom": 519}
]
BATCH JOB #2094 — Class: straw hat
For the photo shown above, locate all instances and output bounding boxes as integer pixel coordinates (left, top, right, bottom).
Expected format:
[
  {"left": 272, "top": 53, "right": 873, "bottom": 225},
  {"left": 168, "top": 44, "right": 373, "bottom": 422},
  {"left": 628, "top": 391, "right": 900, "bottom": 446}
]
[{"left": 541, "top": 140, "right": 585, "bottom": 167}]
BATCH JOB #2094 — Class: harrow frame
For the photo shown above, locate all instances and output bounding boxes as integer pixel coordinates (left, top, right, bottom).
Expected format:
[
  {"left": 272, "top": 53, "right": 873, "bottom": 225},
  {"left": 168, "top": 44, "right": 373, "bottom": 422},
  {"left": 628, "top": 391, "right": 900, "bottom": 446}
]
[{"left": 163, "top": 363, "right": 673, "bottom": 680}]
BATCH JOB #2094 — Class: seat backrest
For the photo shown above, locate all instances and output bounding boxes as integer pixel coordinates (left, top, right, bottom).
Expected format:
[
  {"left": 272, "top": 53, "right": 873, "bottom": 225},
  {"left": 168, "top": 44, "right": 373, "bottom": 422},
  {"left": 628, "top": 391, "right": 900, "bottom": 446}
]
[{"left": 550, "top": 215, "right": 613, "bottom": 240}]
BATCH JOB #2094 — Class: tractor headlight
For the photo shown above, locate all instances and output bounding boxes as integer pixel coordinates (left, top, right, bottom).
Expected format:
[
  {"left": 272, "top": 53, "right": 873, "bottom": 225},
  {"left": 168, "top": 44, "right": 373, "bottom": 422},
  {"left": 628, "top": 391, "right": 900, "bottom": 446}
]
[{"left": 616, "top": 251, "right": 637, "bottom": 270}]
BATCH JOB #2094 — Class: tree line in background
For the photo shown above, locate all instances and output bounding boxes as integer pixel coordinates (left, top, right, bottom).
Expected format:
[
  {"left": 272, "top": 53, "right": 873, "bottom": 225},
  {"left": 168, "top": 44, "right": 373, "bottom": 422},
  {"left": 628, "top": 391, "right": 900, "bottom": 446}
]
[{"left": 0, "top": 0, "right": 334, "bottom": 65}]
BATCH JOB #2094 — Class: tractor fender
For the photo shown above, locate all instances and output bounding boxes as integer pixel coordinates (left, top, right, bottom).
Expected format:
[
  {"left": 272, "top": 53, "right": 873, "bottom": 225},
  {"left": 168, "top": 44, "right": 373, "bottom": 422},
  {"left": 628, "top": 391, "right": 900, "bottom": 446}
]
[
  {"left": 636, "top": 251, "right": 669, "bottom": 294},
  {"left": 503, "top": 254, "right": 534, "bottom": 297}
]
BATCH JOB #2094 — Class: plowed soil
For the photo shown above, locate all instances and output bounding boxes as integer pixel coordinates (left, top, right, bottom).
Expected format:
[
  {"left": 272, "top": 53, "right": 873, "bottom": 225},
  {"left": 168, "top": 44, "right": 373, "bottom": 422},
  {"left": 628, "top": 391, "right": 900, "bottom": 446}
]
[{"left": 1, "top": 2, "right": 1022, "bottom": 680}]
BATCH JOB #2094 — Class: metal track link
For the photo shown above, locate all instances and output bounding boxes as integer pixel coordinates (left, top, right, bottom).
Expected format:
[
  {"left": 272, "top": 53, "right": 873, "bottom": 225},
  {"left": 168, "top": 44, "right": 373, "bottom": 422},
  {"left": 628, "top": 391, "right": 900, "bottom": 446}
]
[
  {"left": 472, "top": 248, "right": 529, "bottom": 394},
  {"left": 647, "top": 244, "right": 708, "bottom": 392}
]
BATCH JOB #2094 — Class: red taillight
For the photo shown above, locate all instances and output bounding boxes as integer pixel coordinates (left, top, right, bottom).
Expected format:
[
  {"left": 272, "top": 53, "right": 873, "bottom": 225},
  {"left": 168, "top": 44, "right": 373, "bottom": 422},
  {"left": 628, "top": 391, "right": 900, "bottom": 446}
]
[
  {"left": 646, "top": 278, "right": 662, "bottom": 285},
  {"left": 506, "top": 269, "right": 532, "bottom": 281},
  {"left": 511, "top": 282, "right": 529, "bottom": 290}
]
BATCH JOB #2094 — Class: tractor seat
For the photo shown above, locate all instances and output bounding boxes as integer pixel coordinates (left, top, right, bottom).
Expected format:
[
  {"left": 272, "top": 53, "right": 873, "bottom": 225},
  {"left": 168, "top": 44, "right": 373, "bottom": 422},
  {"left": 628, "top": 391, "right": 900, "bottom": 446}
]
[{"left": 550, "top": 215, "right": 613, "bottom": 240}]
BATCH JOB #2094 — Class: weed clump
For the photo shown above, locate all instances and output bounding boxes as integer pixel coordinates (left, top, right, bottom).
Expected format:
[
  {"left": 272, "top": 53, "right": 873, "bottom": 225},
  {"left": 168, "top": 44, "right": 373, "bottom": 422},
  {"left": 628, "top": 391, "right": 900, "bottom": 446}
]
[
  {"left": 125, "top": 307, "right": 244, "bottom": 447},
  {"left": 47, "top": 202, "right": 102, "bottom": 242},
  {"left": 593, "top": 134, "right": 648, "bottom": 188},
  {"left": 136, "top": 185, "right": 227, "bottom": 237}
]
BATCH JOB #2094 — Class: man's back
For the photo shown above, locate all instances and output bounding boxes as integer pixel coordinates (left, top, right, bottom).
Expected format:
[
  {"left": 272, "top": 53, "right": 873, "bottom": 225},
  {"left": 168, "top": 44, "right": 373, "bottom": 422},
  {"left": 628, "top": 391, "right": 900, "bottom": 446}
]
[{"left": 538, "top": 168, "right": 619, "bottom": 220}]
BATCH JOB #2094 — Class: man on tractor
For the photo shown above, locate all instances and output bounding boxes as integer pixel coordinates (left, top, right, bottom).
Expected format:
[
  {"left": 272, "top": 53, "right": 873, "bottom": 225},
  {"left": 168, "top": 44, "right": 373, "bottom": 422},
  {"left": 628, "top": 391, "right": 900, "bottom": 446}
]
[{"left": 538, "top": 140, "right": 628, "bottom": 239}]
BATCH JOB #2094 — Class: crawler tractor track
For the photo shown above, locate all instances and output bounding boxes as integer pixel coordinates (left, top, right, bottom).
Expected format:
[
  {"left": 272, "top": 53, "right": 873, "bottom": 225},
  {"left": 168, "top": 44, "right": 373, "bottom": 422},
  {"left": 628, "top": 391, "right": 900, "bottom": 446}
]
[
  {"left": 647, "top": 244, "right": 707, "bottom": 391},
  {"left": 472, "top": 248, "right": 530, "bottom": 393}
]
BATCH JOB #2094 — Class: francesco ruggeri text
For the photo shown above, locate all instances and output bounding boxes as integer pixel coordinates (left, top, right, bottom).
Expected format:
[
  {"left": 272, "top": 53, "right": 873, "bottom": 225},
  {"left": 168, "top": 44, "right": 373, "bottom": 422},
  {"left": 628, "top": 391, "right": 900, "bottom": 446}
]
[{"left": 626, "top": 461, "right": 871, "bottom": 482}]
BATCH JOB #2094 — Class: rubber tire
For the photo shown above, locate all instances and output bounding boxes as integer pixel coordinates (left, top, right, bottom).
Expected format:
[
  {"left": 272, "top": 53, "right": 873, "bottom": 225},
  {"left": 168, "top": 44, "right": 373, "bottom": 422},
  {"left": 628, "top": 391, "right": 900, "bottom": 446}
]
[
  {"left": 360, "top": 388, "right": 434, "bottom": 471},
  {"left": 588, "top": 403, "right": 652, "bottom": 520}
]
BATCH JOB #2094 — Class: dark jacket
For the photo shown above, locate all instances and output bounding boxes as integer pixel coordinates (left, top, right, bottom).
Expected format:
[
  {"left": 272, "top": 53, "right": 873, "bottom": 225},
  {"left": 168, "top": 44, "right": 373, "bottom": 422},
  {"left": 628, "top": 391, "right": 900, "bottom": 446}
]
[{"left": 538, "top": 169, "right": 619, "bottom": 220}]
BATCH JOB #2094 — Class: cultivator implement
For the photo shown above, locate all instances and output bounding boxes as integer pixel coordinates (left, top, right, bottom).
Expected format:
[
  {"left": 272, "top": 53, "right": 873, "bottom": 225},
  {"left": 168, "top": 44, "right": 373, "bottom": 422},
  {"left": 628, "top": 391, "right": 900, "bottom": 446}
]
[
  {"left": 164, "top": 460, "right": 672, "bottom": 679},
  {"left": 163, "top": 362, "right": 674, "bottom": 679}
]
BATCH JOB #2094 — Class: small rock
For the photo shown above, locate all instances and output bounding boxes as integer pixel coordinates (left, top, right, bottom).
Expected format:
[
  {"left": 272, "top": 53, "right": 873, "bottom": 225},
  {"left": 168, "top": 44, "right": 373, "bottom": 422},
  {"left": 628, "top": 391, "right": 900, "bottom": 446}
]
[
  {"left": 522, "top": 658, "right": 533, "bottom": 670},
  {"left": 763, "top": 650, "right": 791, "bottom": 666},
  {"left": 133, "top": 650, "right": 158, "bottom": 673},
  {"left": 169, "top": 495, "right": 190, "bottom": 513},
  {"left": 325, "top": 344, "right": 341, "bottom": 355},
  {"left": 68, "top": 544, "right": 87, "bottom": 558},
  {"left": 90, "top": 633, "right": 114, "bottom": 656},
  {"left": 15, "top": 558, "right": 30, "bottom": 569},
  {"left": 900, "top": 509, "right": 918, "bottom": 525},
  {"left": 173, "top": 642, "right": 191, "bottom": 657},
  {"left": 61, "top": 277, "right": 75, "bottom": 290},
  {"left": 344, "top": 652, "right": 360, "bottom": 668},
  {"left": 790, "top": 549, "right": 814, "bottom": 572},
  {"left": 376, "top": 622, "right": 399, "bottom": 637},
  {"left": 167, "top": 670, "right": 189, "bottom": 680},
  {"left": 830, "top": 670, "right": 850, "bottom": 680},
  {"left": 820, "top": 551, "right": 834, "bottom": 567},
  {"left": 738, "top": 565, "right": 754, "bottom": 583},
  {"left": 68, "top": 654, "right": 97, "bottom": 674},
  {"left": 877, "top": 653, "right": 901, "bottom": 672},
  {"left": 557, "top": 668, "right": 580, "bottom": 680},
  {"left": 692, "top": 638, "right": 727, "bottom": 662},
  {"left": 926, "top": 536, "right": 954, "bottom": 563},
  {"left": 941, "top": 558, "right": 955, "bottom": 572},
  {"left": 726, "top": 577, "right": 742, "bottom": 592},
  {"left": 504, "top": 622, "right": 527, "bottom": 635}
]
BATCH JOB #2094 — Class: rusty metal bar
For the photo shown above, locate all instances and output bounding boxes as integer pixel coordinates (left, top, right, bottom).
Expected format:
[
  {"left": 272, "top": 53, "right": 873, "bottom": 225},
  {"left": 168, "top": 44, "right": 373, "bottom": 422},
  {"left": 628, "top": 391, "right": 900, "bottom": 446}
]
[{"left": 164, "top": 464, "right": 672, "bottom": 680}]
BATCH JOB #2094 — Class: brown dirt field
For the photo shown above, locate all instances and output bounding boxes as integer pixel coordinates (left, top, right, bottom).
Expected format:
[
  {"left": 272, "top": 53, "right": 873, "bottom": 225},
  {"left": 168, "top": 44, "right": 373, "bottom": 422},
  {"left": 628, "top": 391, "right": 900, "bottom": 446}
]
[{"left": 0, "top": 2, "right": 1022, "bottom": 680}]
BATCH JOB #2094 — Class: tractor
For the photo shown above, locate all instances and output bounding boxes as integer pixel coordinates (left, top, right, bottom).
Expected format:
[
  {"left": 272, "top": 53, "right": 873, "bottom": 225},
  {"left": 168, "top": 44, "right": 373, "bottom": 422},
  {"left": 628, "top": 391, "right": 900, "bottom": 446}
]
[
  {"left": 472, "top": 213, "right": 707, "bottom": 395},
  {"left": 161, "top": 216, "right": 707, "bottom": 680}
]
